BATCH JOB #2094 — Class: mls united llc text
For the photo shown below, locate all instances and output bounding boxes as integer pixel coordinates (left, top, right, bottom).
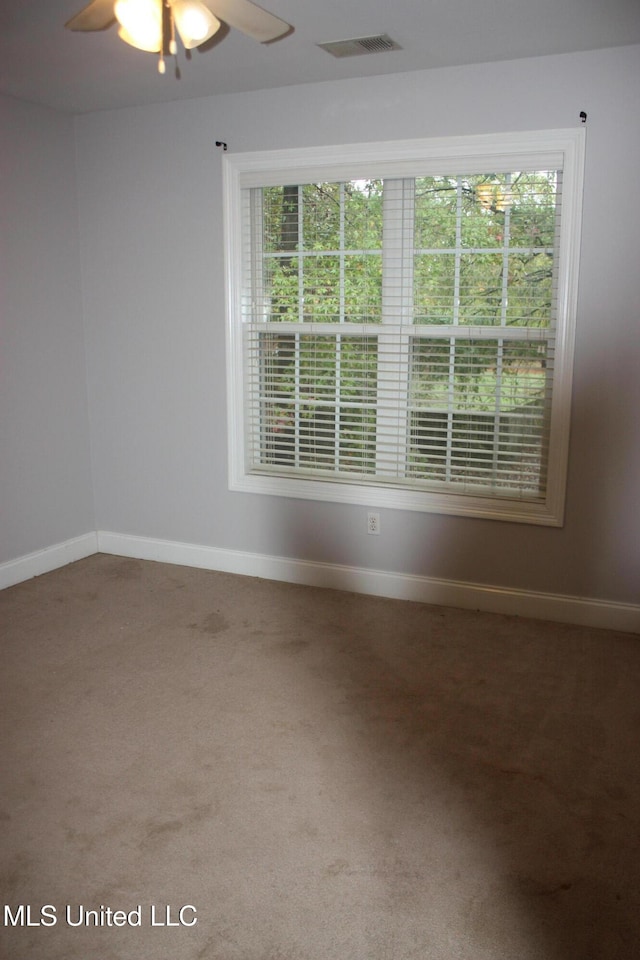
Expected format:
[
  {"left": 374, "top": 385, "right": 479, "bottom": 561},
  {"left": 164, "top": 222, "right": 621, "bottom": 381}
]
[{"left": 3, "top": 904, "right": 197, "bottom": 927}]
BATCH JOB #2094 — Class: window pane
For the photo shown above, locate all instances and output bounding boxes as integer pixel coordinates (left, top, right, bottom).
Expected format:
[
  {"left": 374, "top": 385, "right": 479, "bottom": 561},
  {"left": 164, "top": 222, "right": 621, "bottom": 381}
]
[
  {"left": 300, "top": 403, "right": 335, "bottom": 466},
  {"left": 449, "top": 412, "right": 498, "bottom": 483},
  {"left": 461, "top": 174, "right": 513, "bottom": 249},
  {"left": 508, "top": 171, "right": 559, "bottom": 249},
  {"left": 261, "top": 333, "right": 296, "bottom": 399},
  {"left": 302, "top": 255, "right": 341, "bottom": 322},
  {"left": 299, "top": 335, "right": 337, "bottom": 398},
  {"left": 339, "top": 336, "right": 378, "bottom": 404},
  {"left": 407, "top": 410, "right": 448, "bottom": 480},
  {"left": 262, "top": 250, "right": 384, "bottom": 325},
  {"left": 414, "top": 177, "right": 458, "bottom": 248},
  {"left": 262, "top": 401, "right": 296, "bottom": 465},
  {"left": 458, "top": 253, "right": 505, "bottom": 325},
  {"left": 343, "top": 180, "right": 384, "bottom": 249},
  {"left": 263, "top": 186, "right": 299, "bottom": 255},
  {"left": 409, "top": 339, "right": 452, "bottom": 409},
  {"left": 339, "top": 406, "right": 376, "bottom": 473},
  {"left": 344, "top": 254, "right": 383, "bottom": 323},
  {"left": 505, "top": 252, "right": 554, "bottom": 327},
  {"left": 262, "top": 182, "right": 384, "bottom": 324},
  {"left": 460, "top": 172, "right": 559, "bottom": 250},
  {"left": 407, "top": 337, "right": 549, "bottom": 494},
  {"left": 264, "top": 256, "right": 299, "bottom": 322},
  {"left": 256, "top": 334, "right": 377, "bottom": 473},
  {"left": 414, "top": 254, "right": 456, "bottom": 324},
  {"left": 302, "top": 183, "right": 341, "bottom": 249}
]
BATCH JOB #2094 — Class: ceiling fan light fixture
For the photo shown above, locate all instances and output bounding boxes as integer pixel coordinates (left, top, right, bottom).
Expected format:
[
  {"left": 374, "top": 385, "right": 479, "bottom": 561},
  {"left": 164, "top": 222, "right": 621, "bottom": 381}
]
[
  {"left": 117, "top": 25, "right": 161, "bottom": 52},
  {"left": 115, "top": 0, "right": 163, "bottom": 51},
  {"left": 171, "top": 0, "right": 221, "bottom": 49},
  {"left": 65, "top": 0, "right": 291, "bottom": 76}
]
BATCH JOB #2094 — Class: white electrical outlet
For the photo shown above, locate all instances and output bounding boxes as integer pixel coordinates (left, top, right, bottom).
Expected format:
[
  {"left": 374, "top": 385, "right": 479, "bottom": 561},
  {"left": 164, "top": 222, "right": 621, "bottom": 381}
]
[{"left": 367, "top": 511, "right": 380, "bottom": 535}]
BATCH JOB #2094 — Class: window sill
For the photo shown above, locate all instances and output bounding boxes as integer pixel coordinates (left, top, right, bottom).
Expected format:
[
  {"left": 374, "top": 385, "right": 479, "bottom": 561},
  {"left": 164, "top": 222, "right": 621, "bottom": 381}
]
[{"left": 230, "top": 468, "right": 564, "bottom": 526}]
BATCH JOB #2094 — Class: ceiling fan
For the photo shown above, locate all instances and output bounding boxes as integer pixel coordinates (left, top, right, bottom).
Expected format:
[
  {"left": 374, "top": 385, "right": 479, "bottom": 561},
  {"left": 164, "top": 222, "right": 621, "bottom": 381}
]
[{"left": 65, "top": 0, "right": 291, "bottom": 73}]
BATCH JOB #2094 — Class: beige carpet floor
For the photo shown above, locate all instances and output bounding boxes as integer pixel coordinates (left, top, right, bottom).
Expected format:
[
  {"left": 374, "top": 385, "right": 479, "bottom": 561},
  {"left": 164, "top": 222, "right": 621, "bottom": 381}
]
[{"left": 1, "top": 553, "right": 639, "bottom": 960}]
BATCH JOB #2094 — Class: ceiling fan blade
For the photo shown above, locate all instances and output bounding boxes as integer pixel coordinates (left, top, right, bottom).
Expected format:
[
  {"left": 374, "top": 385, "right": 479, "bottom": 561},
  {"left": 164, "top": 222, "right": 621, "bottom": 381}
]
[
  {"left": 204, "top": 0, "right": 290, "bottom": 42},
  {"left": 65, "top": 0, "right": 116, "bottom": 31}
]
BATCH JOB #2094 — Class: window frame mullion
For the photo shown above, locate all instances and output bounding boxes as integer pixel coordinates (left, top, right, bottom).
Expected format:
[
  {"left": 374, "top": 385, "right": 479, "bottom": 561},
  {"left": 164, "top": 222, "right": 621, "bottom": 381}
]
[{"left": 376, "top": 177, "right": 414, "bottom": 478}]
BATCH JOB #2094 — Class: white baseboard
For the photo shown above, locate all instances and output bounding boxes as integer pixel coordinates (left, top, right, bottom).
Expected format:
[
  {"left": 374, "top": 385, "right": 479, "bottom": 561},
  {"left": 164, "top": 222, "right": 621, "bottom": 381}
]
[
  {"left": 97, "top": 531, "right": 640, "bottom": 634},
  {"left": 0, "top": 532, "right": 98, "bottom": 591},
  {"left": 3, "top": 530, "right": 637, "bottom": 633}
]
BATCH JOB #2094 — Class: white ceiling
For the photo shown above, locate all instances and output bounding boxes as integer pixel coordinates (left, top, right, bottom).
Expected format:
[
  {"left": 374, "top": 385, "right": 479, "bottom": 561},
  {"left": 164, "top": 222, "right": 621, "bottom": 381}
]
[{"left": 1, "top": 0, "right": 639, "bottom": 115}]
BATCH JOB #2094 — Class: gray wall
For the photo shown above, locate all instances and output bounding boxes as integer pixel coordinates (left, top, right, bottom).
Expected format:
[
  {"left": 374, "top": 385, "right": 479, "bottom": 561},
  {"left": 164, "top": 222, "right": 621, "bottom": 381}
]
[
  {"left": 75, "top": 46, "right": 640, "bottom": 606},
  {"left": 4, "top": 46, "right": 639, "bottom": 608},
  {"left": 0, "top": 95, "right": 94, "bottom": 563}
]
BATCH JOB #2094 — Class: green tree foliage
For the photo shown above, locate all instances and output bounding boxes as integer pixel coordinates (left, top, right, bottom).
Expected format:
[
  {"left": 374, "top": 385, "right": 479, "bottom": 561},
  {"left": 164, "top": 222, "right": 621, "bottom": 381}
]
[
  {"left": 413, "top": 172, "right": 557, "bottom": 327},
  {"left": 263, "top": 180, "right": 384, "bottom": 323}
]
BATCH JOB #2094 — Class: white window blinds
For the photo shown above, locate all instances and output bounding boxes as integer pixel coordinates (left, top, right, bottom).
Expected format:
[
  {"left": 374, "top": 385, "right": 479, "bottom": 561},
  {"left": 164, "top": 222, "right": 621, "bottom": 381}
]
[{"left": 225, "top": 131, "right": 584, "bottom": 524}]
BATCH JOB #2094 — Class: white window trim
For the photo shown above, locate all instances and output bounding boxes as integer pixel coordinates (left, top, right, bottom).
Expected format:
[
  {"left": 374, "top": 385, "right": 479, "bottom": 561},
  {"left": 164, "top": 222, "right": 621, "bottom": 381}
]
[{"left": 222, "top": 128, "right": 585, "bottom": 526}]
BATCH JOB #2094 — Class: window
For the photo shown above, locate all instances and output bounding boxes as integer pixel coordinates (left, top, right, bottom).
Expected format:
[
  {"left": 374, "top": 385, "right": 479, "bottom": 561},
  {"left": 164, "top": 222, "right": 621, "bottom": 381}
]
[{"left": 223, "top": 130, "right": 584, "bottom": 525}]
